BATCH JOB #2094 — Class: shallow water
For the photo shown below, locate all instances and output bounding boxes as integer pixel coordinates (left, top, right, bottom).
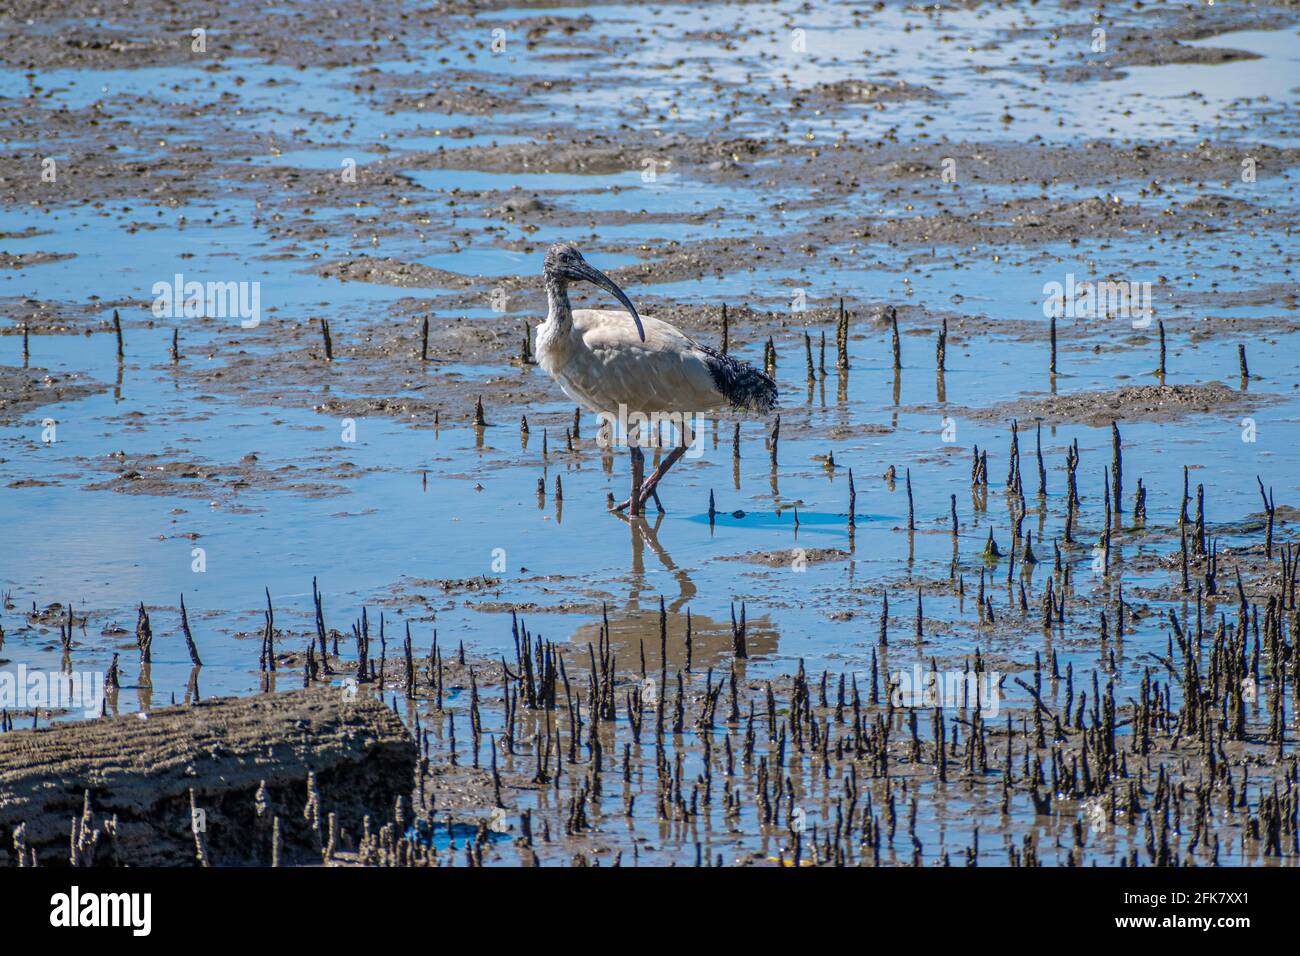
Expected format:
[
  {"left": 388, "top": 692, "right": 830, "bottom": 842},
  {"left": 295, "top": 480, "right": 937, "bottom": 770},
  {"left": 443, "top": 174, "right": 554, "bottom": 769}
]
[{"left": 1, "top": 0, "right": 1295, "bottom": 699}]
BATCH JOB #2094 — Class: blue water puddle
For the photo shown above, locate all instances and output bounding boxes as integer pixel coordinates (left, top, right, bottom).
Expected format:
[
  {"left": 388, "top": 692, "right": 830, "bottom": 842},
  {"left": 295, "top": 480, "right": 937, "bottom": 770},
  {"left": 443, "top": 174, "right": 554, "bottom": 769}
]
[
  {"left": 0, "top": 199, "right": 427, "bottom": 316},
  {"left": 974, "top": 28, "right": 1300, "bottom": 144},
  {"left": 407, "top": 168, "right": 636, "bottom": 194},
  {"left": 404, "top": 818, "right": 512, "bottom": 851},
  {"left": 1140, "top": 28, "right": 1300, "bottom": 100},
  {"left": 685, "top": 510, "right": 893, "bottom": 529}
]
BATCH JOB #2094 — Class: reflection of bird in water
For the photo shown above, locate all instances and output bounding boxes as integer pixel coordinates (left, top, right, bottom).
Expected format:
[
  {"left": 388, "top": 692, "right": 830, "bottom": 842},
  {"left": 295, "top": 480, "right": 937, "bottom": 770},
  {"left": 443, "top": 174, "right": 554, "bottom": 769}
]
[
  {"left": 619, "top": 510, "right": 693, "bottom": 614},
  {"left": 567, "top": 511, "right": 778, "bottom": 669}
]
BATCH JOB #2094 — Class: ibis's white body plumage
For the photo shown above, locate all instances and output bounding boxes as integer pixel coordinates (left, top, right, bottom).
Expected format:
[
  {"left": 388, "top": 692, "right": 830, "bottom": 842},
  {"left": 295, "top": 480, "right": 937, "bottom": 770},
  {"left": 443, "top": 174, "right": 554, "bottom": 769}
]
[{"left": 537, "top": 308, "right": 725, "bottom": 416}]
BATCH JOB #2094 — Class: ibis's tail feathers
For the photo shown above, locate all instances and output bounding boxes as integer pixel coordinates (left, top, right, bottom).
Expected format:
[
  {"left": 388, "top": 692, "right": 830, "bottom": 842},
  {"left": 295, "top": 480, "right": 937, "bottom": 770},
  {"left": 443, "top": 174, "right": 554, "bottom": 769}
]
[{"left": 699, "top": 345, "right": 778, "bottom": 414}]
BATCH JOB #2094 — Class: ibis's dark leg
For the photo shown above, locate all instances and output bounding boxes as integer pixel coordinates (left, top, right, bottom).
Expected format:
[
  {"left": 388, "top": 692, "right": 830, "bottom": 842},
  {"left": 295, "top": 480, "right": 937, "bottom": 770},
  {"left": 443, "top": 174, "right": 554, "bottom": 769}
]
[
  {"left": 613, "top": 446, "right": 647, "bottom": 515},
  {"left": 630, "top": 446, "right": 645, "bottom": 516},
  {"left": 637, "top": 443, "right": 687, "bottom": 512}
]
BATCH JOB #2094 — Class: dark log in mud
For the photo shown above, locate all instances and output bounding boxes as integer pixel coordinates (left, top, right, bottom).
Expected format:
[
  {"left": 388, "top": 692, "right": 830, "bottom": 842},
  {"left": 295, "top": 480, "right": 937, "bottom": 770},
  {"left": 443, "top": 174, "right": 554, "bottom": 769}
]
[{"left": 0, "top": 687, "right": 415, "bottom": 867}]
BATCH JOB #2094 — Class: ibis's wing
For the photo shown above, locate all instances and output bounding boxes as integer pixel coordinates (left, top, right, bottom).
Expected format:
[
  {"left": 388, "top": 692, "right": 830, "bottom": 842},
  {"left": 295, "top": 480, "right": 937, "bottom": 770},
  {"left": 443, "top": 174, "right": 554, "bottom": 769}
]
[{"left": 568, "top": 310, "right": 724, "bottom": 413}]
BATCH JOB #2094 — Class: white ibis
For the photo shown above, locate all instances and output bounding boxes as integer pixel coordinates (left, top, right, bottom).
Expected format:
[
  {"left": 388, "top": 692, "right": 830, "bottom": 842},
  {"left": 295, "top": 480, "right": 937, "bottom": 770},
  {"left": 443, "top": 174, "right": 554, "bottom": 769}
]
[{"left": 535, "top": 241, "right": 777, "bottom": 515}]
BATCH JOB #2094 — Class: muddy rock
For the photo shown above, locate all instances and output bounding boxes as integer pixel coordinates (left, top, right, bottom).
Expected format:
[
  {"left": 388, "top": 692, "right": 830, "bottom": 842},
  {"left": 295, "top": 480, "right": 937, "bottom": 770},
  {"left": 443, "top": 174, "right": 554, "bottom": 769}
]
[{"left": 0, "top": 686, "right": 416, "bottom": 866}]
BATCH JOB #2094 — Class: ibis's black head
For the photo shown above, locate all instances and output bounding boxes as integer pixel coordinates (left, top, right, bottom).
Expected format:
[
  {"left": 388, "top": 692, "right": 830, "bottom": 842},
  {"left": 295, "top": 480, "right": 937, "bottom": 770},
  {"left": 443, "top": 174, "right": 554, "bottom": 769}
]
[{"left": 543, "top": 241, "right": 645, "bottom": 342}]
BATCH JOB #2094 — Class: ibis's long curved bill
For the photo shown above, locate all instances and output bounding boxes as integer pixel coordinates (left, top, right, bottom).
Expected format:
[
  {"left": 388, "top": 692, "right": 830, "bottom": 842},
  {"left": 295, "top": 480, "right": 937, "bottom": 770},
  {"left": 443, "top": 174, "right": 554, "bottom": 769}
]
[{"left": 572, "top": 260, "right": 645, "bottom": 342}]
